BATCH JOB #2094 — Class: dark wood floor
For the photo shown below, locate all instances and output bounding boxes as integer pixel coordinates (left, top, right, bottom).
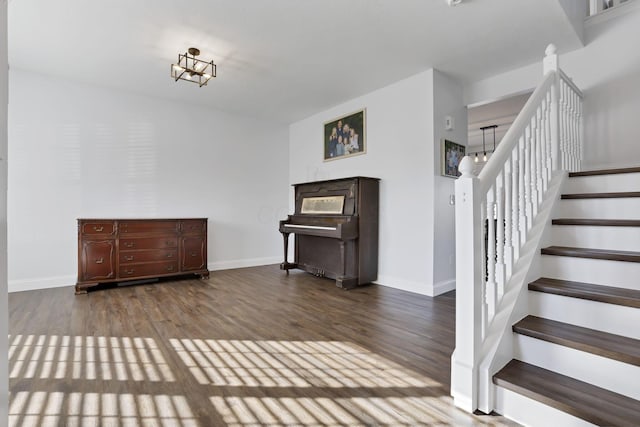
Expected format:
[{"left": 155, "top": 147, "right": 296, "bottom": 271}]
[{"left": 9, "top": 265, "right": 517, "bottom": 426}]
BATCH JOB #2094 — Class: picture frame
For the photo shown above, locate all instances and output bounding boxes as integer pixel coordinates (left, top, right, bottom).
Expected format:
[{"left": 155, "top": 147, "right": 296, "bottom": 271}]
[
  {"left": 441, "top": 139, "right": 466, "bottom": 178},
  {"left": 324, "top": 109, "right": 366, "bottom": 161}
]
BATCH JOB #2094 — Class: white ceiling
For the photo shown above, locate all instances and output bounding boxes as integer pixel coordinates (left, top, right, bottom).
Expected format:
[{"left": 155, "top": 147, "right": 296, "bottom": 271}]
[{"left": 8, "top": 0, "right": 583, "bottom": 123}]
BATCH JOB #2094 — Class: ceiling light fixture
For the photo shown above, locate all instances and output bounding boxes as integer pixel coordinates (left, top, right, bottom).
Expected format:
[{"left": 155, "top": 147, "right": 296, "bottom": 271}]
[
  {"left": 171, "top": 47, "right": 216, "bottom": 87},
  {"left": 480, "top": 124, "right": 498, "bottom": 163},
  {"left": 447, "top": 0, "right": 463, "bottom": 6}
]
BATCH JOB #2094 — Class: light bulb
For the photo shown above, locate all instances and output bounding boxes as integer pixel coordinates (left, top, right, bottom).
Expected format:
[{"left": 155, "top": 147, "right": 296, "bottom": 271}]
[
  {"left": 172, "top": 65, "right": 184, "bottom": 72},
  {"left": 203, "top": 73, "right": 211, "bottom": 79},
  {"left": 483, "top": 153, "right": 487, "bottom": 162},
  {"left": 474, "top": 153, "right": 478, "bottom": 163},
  {"left": 184, "top": 73, "right": 192, "bottom": 80}
]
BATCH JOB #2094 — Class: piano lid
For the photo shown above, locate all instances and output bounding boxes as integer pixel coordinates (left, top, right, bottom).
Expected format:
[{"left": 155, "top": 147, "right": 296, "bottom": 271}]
[{"left": 300, "top": 195, "right": 345, "bottom": 215}]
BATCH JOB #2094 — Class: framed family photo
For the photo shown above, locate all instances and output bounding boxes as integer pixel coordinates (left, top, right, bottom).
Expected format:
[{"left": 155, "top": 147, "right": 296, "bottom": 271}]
[
  {"left": 441, "top": 139, "right": 466, "bottom": 178},
  {"left": 324, "top": 109, "right": 366, "bottom": 161}
]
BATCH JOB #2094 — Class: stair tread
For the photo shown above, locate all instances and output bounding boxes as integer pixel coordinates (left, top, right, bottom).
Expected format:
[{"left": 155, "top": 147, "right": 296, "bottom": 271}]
[
  {"left": 552, "top": 218, "right": 640, "bottom": 227},
  {"left": 513, "top": 316, "right": 640, "bottom": 366},
  {"left": 529, "top": 277, "right": 640, "bottom": 308},
  {"left": 541, "top": 246, "right": 640, "bottom": 263},
  {"left": 494, "top": 360, "right": 640, "bottom": 426},
  {"left": 561, "top": 191, "right": 640, "bottom": 199},
  {"left": 569, "top": 166, "right": 640, "bottom": 177}
]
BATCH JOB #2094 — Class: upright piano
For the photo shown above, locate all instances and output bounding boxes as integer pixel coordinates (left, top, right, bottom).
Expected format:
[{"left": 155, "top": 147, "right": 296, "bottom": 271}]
[{"left": 279, "top": 176, "right": 379, "bottom": 289}]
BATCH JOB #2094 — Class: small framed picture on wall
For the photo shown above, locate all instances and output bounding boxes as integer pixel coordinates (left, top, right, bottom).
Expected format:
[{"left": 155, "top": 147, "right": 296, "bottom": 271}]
[
  {"left": 323, "top": 109, "right": 366, "bottom": 161},
  {"left": 441, "top": 139, "right": 466, "bottom": 178}
]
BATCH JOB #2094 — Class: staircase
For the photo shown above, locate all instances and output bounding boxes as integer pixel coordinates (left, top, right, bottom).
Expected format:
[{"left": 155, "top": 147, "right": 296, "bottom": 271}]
[{"left": 493, "top": 166, "right": 640, "bottom": 426}]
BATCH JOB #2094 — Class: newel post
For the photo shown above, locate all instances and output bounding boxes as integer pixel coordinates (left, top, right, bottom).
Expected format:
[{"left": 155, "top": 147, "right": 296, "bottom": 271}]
[
  {"left": 451, "top": 156, "right": 484, "bottom": 412},
  {"left": 544, "top": 44, "right": 560, "bottom": 172}
]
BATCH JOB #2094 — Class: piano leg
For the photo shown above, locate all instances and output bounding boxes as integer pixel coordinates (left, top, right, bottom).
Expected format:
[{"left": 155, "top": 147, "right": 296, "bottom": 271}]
[
  {"left": 279, "top": 232, "right": 297, "bottom": 272},
  {"left": 336, "top": 276, "right": 359, "bottom": 290}
]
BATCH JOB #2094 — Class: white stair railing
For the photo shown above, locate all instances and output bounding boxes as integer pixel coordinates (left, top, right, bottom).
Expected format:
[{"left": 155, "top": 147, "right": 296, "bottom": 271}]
[{"left": 451, "top": 44, "right": 583, "bottom": 413}]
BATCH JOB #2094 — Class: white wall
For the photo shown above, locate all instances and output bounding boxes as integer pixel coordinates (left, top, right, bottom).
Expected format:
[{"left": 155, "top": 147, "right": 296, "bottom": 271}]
[
  {"left": 290, "top": 70, "right": 448, "bottom": 296},
  {"left": 433, "top": 70, "right": 468, "bottom": 295},
  {"left": 1, "top": 0, "right": 9, "bottom": 422},
  {"left": 289, "top": 69, "right": 467, "bottom": 296},
  {"left": 465, "top": 6, "right": 640, "bottom": 169},
  {"left": 8, "top": 69, "right": 289, "bottom": 292}
]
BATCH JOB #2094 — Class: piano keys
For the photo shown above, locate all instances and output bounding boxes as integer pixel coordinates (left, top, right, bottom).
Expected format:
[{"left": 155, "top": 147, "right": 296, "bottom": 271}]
[{"left": 279, "top": 176, "right": 379, "bottom": 289}]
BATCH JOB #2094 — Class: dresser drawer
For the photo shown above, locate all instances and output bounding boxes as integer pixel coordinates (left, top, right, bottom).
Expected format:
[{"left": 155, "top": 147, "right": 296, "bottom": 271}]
[
  {"left": 181, "top": 219, "right": 206, "bottom": 234},
  {"left": 120, "top": 237, "right": 177, "bottom": 250},
  {"left": 119, "top": 220, "right": 179, "bottom": 234},
  {"left": 119, "top": 261, "right": 179, "bottom": 278},
  {"left": 80, "top": 221, "right": 116, "bottom": 236},
  {"left": 119, "top": 249, "right": 177, "bottom": 264},
  {"left": 80, "top": 240, "right": 115, "bottom": 281}
]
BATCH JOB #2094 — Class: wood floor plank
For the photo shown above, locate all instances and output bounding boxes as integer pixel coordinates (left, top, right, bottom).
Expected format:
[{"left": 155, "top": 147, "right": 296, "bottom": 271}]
[
  {"left": 8, "top": 265, "right": 518, "bottom": 426},
  {"left": 552, "top": 218, "right": 640, "bottom": 227},
  {"left": 561, "top": 191, "right": 640, "bottom": 199}
]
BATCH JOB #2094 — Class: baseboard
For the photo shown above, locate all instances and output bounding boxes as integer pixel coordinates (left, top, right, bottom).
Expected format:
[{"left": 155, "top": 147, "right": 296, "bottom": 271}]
[
  {"left": 374, "top": 275, "right": 432, "bottom": 296},
  {"left": 208, "top": 256, "right": 281, "bottom": 271},
  {"left": 8, "top": 257, "right": 282, "bottom": 293},
  {"left": 434, "top": 279, "right": 456, "bottom": 296},
  {"left": 9, "top": 275, "right": 75, "bottom": 293}
]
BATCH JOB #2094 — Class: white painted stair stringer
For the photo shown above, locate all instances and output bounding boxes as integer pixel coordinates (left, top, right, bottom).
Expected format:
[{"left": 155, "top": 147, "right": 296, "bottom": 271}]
[
  {"left": 551, "top": 225, "right": 640, "bottom": 252},
  {"left": 495, "top": 386, "right": 596, "bottom": 427},
  {"left": 563, "top": 171, "right": 640, "bottom": 193},
  {"left": 541, "top": 256, "right": 640, "bottom": 290},
  {"left": 529, "top": 291, "right": 640, "bottom": 340},
  {"left": 513, "top": 333, "right": 640, "bottom": 400},
  {"left": 475, "top": 172, "right": 567, "bottom": 414}
]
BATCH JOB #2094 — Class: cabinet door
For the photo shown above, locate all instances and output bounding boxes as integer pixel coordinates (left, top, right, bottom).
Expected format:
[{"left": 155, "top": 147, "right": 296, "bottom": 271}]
[
  {"left": 81, "top": 240, "right": 115, "bottom": 281},
  {"left": 180, "top": 236, "right": 206, "bottom": 271}
]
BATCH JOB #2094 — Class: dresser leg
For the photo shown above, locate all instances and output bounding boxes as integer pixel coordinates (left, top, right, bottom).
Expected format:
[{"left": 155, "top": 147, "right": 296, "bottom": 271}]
[
  {"left": 336, "top": 277, "right": 358, "bottom": 290},
  {"left": 75, "top": 284, "right": 91, "bottom": 295}
]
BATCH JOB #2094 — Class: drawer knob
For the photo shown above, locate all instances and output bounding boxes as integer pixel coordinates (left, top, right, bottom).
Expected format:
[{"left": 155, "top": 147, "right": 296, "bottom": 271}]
[
  {"left": 124, "top": 255, "right": 134, "bottom": 261},
  {"left": 167, "top": 253, "right": 173, "bottom": 258},
  {"left": 95, "top": 257, "right": 104, "bottom": 264},
  {"left": 93, "top": 226, "right": 104, "bottom": 232},
  {"left": 125, "top": 269, "right": 135, "bottom": 275},
  {"left": 167, "top": 266, "right": 174, "bottom": 272},
  {"left": 190, "top": 252, "right": 197, "bottom": 257},
  {"left": 124, "top": 242, "right": 135, "bottom": 248}
]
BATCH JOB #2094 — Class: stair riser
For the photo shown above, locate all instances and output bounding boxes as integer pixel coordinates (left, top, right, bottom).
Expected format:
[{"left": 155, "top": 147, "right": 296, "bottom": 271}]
[
  {"left": 556, "top": 198, "right": 640, "bottom": 219},
  {"left": 541, "top": 255, "right": 640, "bottom": 290},
  {"left": 551, "top": 226, "right": 640, "bottom": 252},
  {"left": 514, "top": 334, "right": 640, "bottom": 400},
  {"left": 564, "top": 172, "right": 640, "bottom": 194},
  {"left": 495, "top": 386, "right": 595, "bottom": 427},
  {"left": 529, "top": 291, "right": 640, "bottom": 340}
]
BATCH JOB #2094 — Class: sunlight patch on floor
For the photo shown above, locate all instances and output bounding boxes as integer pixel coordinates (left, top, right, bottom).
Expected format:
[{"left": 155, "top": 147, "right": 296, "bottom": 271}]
[
  {"left": 9, "top": 391, "right": 198, "bottom": 427},
  {"left": 9, "top": 334, "right": 175, "bottom": 382},
  {"left": 169, "top": 339, "right": 440, "bottom": 389}
]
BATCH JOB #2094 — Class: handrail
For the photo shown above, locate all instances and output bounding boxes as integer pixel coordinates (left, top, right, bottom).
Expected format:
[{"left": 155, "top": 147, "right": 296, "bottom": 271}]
[{"left": 478, "top": 72, "right": 555, "bottom": 194}]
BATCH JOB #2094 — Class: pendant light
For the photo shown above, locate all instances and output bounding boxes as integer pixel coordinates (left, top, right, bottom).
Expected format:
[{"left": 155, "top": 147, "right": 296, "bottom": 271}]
[{"left": 480, "top": 125, "right": 498, "bottom": 162}]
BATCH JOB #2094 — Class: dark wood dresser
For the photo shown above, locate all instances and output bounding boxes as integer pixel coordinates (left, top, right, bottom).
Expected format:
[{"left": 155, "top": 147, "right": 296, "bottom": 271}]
[
  {"left": 76, "top": 218, "right": 209, "bottom": 294},
  {"left": 279, "top": 177, "right": 379, "bottom": 289}
]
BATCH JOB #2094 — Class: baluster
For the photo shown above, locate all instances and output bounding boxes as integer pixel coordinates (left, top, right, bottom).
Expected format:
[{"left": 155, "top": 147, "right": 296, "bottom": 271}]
[
  {"left": 577, "top": 95, "right": 583, "bottom": 171},
  {"left": 574, "top": 90, "right": 581, "bottom": 171},
  {"left": 568, "top": 85, "right": 575, "bottom": 171},
  {"left": 504, "top": 156, "right": 514, "bottom": 281},
  {"left": 535, "top": 106, "right": 543, "bottom": 204},
  {"left": 545, "top": 92, "right": 553, "bottom": 176},
  {"left": 562, "top": 82, "right": 569, "bottom": 170},
  {"left": 486, "top": 186, "right": 497, "bottom": 322},
  {"left": 511, "top": 149, "right": 521, "bottom": 262},
  {"left": 480, "top": 199, "right": 488, "bottom": 340},
  {"left": 540, "top": 99, "right": 548, "bottom": 191},
  {"left": 528, "top": 120, "right": 539, "bottom": 219},
  {"left": 518, "top": 135, "right": 527, "bottom": 243},
  {"left": 496, "top": 173, "right": 506, "bottom": 300}
]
